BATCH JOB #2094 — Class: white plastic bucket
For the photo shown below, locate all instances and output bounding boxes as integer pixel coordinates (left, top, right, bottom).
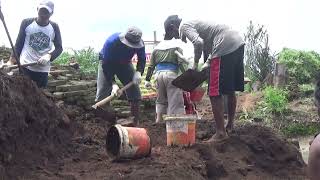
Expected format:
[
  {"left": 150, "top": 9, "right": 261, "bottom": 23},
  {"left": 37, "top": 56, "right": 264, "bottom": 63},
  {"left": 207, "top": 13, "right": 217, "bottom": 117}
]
[{"left": 164, "top": 115, "right": 197, "bottom": 146}]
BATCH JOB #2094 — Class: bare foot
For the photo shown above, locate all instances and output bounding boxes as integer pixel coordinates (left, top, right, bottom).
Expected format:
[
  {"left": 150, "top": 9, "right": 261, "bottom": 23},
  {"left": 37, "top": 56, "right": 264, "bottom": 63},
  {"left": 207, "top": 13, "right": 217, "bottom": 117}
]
[{"left": 204, "top": 133, "right": 228, "bottom": 143}]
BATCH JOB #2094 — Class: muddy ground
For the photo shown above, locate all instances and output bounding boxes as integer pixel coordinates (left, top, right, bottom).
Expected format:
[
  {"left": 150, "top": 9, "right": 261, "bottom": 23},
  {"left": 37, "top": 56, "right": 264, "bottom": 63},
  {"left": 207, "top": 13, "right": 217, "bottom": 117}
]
[{"left": 0, "top": 72, "right": 308, "bottom": 180}]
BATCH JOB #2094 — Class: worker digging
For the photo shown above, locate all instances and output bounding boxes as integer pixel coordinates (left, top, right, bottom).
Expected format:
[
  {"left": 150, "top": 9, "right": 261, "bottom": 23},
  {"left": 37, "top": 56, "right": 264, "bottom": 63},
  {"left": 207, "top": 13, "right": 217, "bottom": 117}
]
[{"left": 0, "top": 1, "right": 316, "bottom": 179}]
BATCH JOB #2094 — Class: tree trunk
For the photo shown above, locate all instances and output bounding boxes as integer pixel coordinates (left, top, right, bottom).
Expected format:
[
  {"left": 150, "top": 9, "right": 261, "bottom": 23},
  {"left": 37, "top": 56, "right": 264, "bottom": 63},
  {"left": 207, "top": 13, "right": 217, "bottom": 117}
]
[{"left": 273, "top": 63, "right": 287, "bottom": 88}]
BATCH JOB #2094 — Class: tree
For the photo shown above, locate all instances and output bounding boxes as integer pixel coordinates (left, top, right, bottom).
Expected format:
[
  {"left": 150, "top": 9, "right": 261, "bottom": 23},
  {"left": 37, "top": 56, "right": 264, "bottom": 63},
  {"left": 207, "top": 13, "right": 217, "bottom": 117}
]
[{"left": 244, "top": 21, "right": 275, "bottom": 82}]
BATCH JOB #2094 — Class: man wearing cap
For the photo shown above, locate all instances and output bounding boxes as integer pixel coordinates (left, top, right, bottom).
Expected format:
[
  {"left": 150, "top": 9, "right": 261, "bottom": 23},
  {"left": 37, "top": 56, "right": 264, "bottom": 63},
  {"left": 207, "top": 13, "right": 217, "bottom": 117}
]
[
  {"left": 178, "top": 19, "right": 245, "bottom": 142},
  {"left": 100, "top": 27, "right": 146, "bottom": 126},
  {"left": 5, "top": 0, "right": 62, "bottom": 88},
  {"left": 145, "top": 15, "right": 187, "bottom": 123}
]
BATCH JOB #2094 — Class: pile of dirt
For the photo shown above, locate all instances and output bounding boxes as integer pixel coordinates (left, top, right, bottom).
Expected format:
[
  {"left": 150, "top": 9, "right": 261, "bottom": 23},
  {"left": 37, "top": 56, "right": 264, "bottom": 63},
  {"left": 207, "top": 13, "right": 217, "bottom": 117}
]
[
  {"left": 0, "top": 72, "right": 73, "bottom": 179},
  {"left": 44, "top": 110, "right": 307, "bottom": 180},
  {"left": 196, "top": 124, "right": 307, "bottom": 179},
  {"left": 0, "top": 76, "right": 307, "bottom": 180}
]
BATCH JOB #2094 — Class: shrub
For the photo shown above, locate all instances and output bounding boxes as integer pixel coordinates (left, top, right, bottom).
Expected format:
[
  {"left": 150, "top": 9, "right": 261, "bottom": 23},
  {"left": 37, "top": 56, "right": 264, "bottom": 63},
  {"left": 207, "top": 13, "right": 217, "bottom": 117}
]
[
  {"left": 282, "top": 123, "right": 320, "bottom": 137},
  {"left": 262, "top": 86, "right": 288, "bottom": 114},
  {"left": 53, "top": 51, "right": 70, "bottom": 65},
  {"left": 278, "top": 48, "right": 320, "bottom": 84},
  {"left": 299, "top": 84, "right": 314, "bottom": 96},
  {"left": 74, "top": 47, "right": 99, "bottom": 75},
  {"left": 244, "top": 82, "right": 253, "bottom": 93},
  {"left": 53, "top": 47, "right": 99, "bottom": 75}
]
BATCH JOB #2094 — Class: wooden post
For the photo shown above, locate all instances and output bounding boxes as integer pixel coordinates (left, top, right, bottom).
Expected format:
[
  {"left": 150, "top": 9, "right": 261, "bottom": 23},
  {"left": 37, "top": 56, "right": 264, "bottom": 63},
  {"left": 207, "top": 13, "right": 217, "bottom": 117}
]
[
  {"left": 274, "top": 63, "right": 287, "bottom": 88},
  {"left": 153, "top": 31, "right": 158, "bottom": 49},
  {"left": 153, "top": 31, "right": 157, "bottom": 43}
]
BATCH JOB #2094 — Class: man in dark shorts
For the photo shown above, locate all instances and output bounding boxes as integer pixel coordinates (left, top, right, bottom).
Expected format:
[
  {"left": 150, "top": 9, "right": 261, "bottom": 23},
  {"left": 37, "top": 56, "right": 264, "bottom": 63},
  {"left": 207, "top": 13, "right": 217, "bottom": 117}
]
[
  {"left": 99, "top": 26, "right": 146, "bottom": 126},
  {"left": 179, "top": 20, "right": 245, "bottom": 142}
]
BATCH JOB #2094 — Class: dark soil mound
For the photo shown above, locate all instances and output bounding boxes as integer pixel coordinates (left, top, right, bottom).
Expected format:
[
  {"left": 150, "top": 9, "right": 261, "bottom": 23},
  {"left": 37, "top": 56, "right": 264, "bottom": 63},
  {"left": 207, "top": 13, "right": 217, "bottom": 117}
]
[
  {"left": 0, "top": 72, "right": 72, "bottom": 179},
  {"left": 1, "top": 80, "right": 307, "bottom": 180},
  {"left": 51, "top": 115, "right": 307, "bottom": 180},
  {"left": 196, "top": 124, "right": 307, "bottom": 179}
]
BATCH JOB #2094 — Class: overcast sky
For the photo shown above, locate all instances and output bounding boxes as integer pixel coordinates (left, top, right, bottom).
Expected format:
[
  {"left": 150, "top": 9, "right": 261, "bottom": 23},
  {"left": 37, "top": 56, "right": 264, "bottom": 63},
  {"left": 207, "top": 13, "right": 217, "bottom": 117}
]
[{"left": 0, "top": 0, "right": 319, "bottom": 54}]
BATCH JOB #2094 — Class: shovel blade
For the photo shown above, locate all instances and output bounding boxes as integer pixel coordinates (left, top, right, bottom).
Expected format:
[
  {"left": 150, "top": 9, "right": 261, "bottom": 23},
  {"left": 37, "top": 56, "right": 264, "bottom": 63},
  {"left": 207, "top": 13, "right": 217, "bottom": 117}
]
[
  {"left": 93, "top": 106, "right": 117, "bottom": 124},
  {"left": 172, "top": 69, "right": 209, "bottom": 92}
]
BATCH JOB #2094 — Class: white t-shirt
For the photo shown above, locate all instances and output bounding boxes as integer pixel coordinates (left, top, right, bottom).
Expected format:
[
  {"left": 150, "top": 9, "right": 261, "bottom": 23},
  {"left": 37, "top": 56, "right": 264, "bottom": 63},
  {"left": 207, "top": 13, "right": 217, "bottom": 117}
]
[{"left": 15, "top": 18, "right": 62, "bottom": 72}]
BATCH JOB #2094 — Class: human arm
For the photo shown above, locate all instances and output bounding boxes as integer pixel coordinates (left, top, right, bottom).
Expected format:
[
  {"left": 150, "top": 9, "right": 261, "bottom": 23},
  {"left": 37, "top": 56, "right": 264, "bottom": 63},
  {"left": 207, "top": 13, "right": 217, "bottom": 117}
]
[
  {"left": 309, "top": 134, "right": 320, "bottom": 180},
  {"left": 180, "top": 24, "right": 203, "bottom": 70},
  {"left": 145, "top": 51, "right": 157, "bottom": 82},
  {"left": 136, "top": 46, "right": 146, "bottom": 75},
  {"left": 132, "top": 46, "right": 146, "bottom": 85},
  {"left": 99, "top": 49, "right": 116, "bottom": 83},
  {"left": 12, "top": 19, "right": 32, "bottom": 59},
  {"left": 174, "top": 48, "right": 187, "bottom": 73},
  {"left": 49, "top": 22, "right": 63, "bottom": 61}
]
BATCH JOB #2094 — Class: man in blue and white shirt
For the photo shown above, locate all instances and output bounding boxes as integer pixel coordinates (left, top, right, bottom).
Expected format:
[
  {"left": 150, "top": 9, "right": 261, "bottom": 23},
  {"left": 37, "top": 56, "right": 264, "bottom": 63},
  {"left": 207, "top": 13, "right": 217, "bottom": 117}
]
[
  {"left": 100, "top": 27, "right": 146, "bottom": 126},
  {"left": 7, "top": 0, "right": 62, "bottom": 88}
]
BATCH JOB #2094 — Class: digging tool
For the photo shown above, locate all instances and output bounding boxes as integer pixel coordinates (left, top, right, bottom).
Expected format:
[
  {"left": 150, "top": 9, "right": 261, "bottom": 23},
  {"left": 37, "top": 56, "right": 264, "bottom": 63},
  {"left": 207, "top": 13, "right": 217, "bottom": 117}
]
[
  {"left": 0, "top": 62, "right": 37, "bottom": 72},
  {"left": 92, "top": 82, "right": 134, "bottom": 123},
  {"left": 172, "top": 68, "right": 209, "bottom": 92},
  {"left": 0, "top": 7, "right": 22, "bottom": 73}
]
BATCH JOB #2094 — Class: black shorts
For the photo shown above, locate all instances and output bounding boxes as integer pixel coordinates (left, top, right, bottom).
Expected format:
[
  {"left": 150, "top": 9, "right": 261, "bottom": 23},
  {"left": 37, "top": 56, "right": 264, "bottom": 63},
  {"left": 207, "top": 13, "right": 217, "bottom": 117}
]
[
  {"left": 208, "top": 45, "right": 244, "bottom": 96},
  {"left": 22, "top": 67, "right": 48, "bottom": 88}
]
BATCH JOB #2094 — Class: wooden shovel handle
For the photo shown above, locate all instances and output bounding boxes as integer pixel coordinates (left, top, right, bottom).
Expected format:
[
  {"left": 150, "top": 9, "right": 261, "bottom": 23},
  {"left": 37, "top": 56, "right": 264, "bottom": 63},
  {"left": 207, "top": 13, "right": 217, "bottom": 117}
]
[
  {"left": 92, "top": 81, "right": 135, "bottom": 108},
  {"left": 7, "top": 62, "right": 38, "bottom": 70}
]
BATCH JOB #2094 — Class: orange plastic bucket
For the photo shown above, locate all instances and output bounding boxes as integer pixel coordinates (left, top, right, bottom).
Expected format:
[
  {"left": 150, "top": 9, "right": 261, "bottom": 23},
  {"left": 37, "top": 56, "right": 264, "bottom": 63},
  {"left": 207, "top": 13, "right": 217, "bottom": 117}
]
[
  {"left": 106, "top": 124, "right": 151, "bottom": 160},
  {"left": 164, "top": 115, "right": 197, "bottom": 146}
]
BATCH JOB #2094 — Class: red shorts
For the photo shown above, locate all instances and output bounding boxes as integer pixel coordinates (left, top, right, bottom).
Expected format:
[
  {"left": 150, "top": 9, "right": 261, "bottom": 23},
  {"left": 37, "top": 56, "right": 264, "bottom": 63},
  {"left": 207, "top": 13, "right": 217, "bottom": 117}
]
[{"left": 208, "top": 45, "right": 245, "bottom": 96}]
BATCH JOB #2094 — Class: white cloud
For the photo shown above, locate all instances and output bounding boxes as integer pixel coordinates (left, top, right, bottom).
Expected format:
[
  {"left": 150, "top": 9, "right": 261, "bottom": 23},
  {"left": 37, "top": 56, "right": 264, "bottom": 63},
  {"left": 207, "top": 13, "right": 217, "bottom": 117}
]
[{"left": 0, "top": 0, "right": 319, "bottom": 53}]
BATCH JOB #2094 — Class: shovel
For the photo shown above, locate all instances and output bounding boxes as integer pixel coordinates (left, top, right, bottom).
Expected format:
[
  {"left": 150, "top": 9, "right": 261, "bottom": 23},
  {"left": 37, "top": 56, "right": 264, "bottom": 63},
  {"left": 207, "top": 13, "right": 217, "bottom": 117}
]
[
  {"left": 0, "top": 62, "right": 38, "bottom": 72},
  {"left": 0, "top": 7, "right": 22, "bottom": 72},
  {"left": 172, "top": 68, "right": 209, "bottom": 92},
  {"left": 92, "top": 82, "right": 134, "bottom": 124}
]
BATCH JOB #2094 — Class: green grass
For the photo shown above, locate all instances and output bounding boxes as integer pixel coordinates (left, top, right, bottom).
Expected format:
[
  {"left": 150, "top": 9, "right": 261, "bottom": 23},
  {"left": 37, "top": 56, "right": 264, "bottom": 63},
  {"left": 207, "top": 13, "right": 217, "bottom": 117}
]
[
  {"left": 263, "top": 86, "right": 288, "bottom": 115},
  {"left": 281, "top": 123, "right": 320, "bottom": 137}
]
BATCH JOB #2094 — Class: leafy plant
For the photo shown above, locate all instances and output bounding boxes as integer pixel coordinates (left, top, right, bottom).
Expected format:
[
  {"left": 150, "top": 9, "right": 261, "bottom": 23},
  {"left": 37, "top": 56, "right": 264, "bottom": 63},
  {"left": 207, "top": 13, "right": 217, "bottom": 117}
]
[
  {"left": 244, "top": 21, "right": 276, "bottom": 82},
  {"left": 278, "top": 48, "right": 320, "bottom": 84},
  {"left": 53, "top": 47, "right": 99, "bottom": 75},
  {"left": 244, "top": 82, "right": 253, "bottom": 93},
  {"left": 73, "top": 47, "right": 99, "bottom": 75},
  {"left": 262, "top": 86, "right": 288, "bottom": 114},
  {"left": 53, "top": 51, "right": 70, "bottom": 65},
  {"left": 299, "top": 84, "right": 315, "bottom": 96}
]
